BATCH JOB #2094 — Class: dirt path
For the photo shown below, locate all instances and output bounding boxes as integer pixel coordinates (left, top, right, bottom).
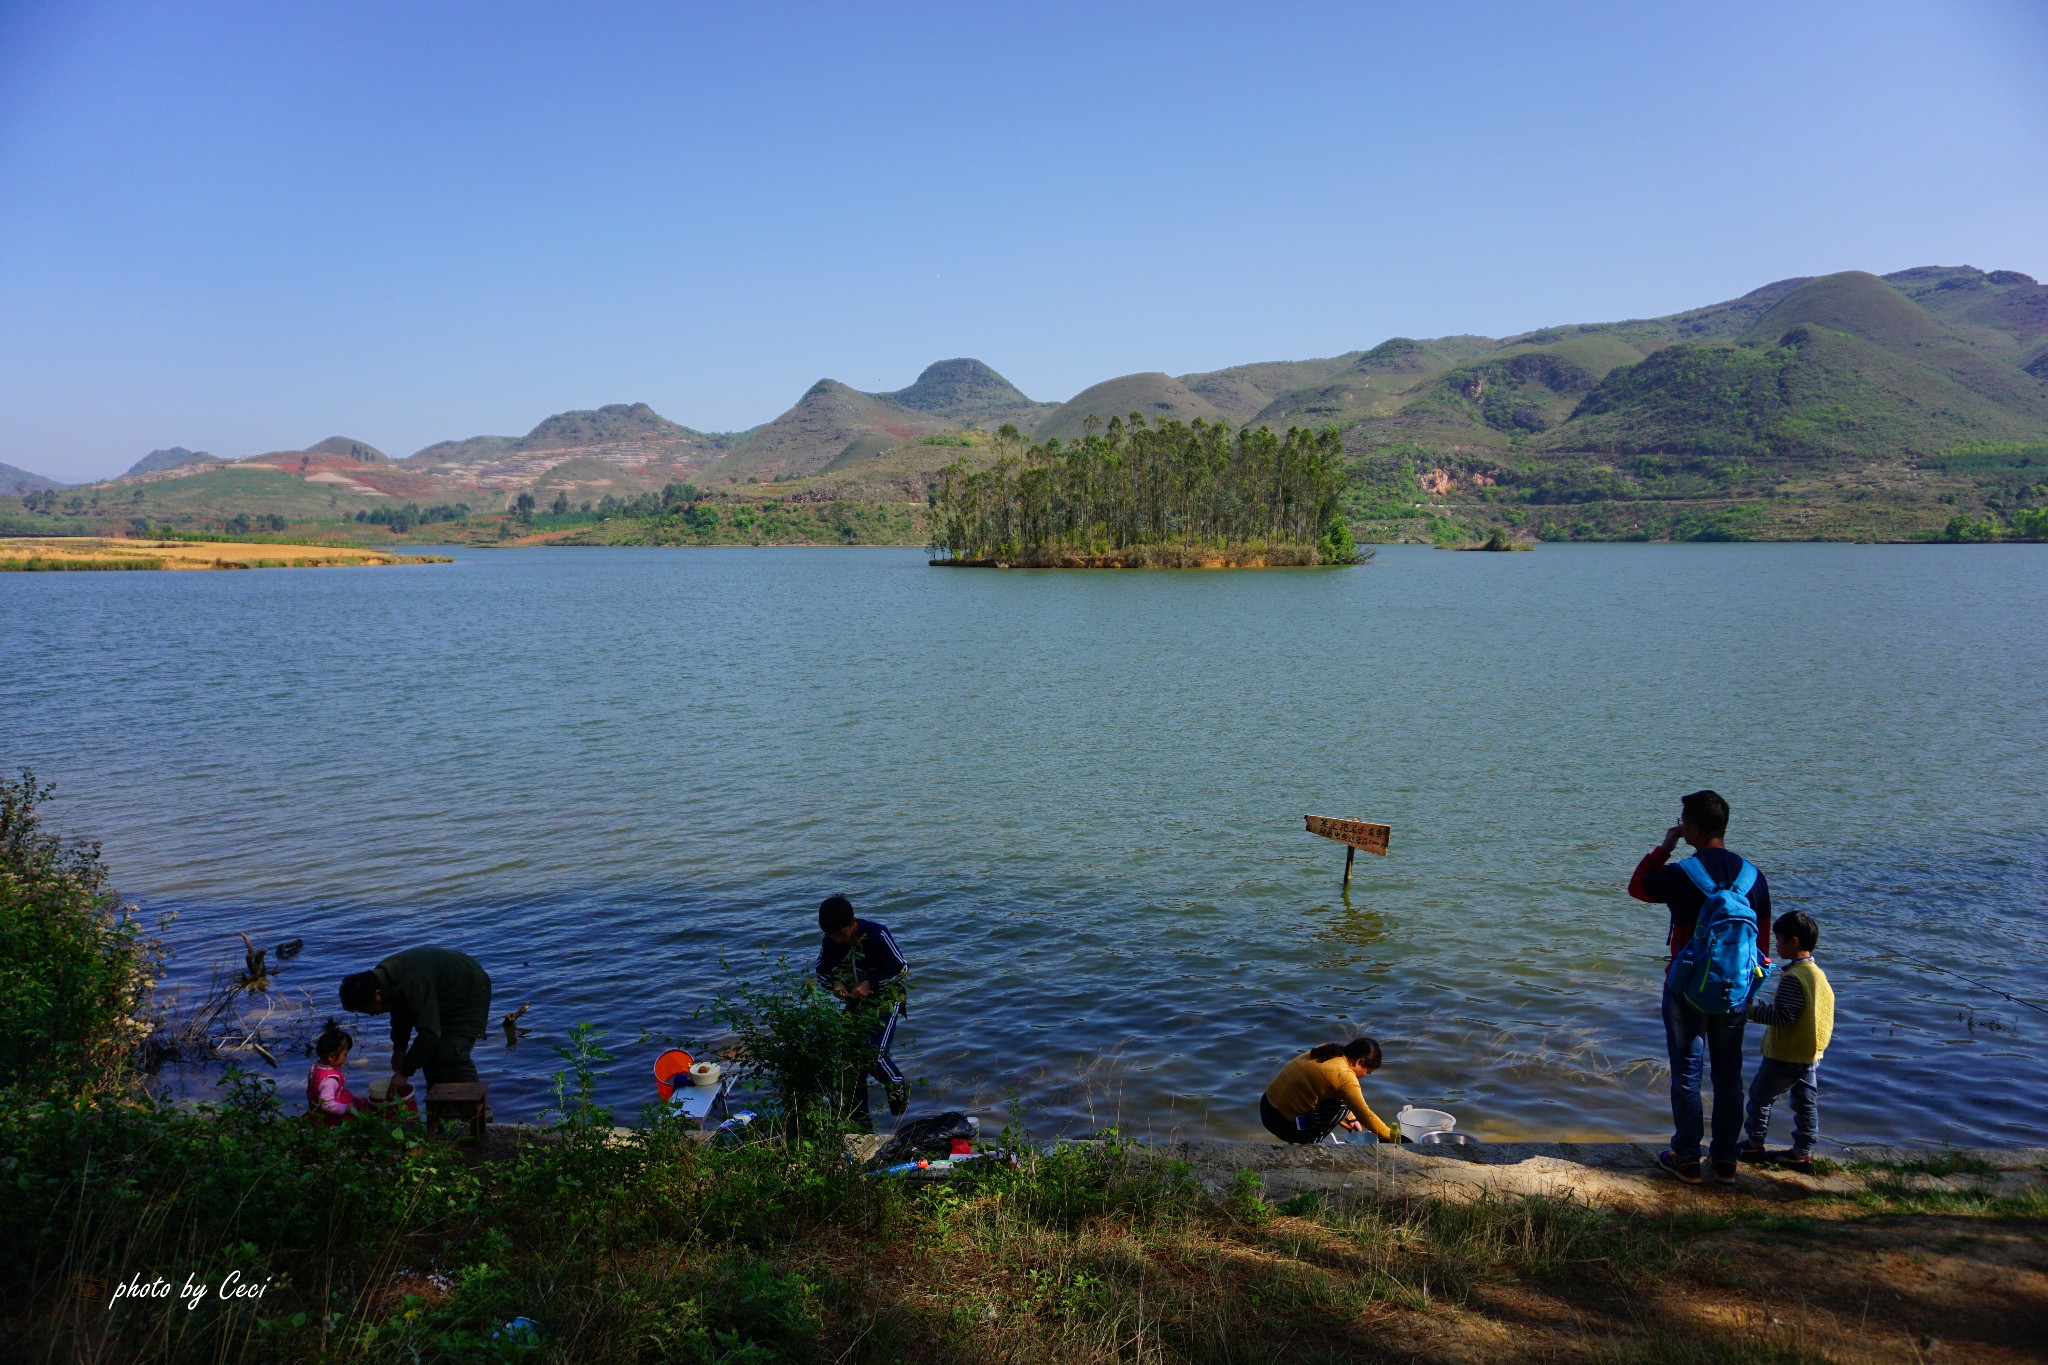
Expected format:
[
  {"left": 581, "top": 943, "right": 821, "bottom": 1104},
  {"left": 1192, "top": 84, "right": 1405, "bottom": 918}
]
[{"left": 1161, "top": 1140, "right": 2048, "bottom": 1214}]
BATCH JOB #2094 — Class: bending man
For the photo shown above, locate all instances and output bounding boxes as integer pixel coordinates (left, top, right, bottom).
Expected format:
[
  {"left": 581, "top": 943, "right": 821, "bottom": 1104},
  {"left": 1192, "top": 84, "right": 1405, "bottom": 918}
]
[{"left": 339, "top": 945, "right": 493, "bottom": 1096}]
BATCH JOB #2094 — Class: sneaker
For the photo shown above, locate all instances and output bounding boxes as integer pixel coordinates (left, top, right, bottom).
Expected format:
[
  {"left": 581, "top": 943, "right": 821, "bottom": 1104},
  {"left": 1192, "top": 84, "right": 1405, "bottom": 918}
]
[
  {"left": 1712, "top": 1161, "right": 1739, "bottom": 1184},
  {"left": 885, "top": 1081, "right": 910, "bottom": 1117},
  {"left": 1775, "top": 1152, "right": 1815, "bottom": 1176},
  {"left": 1657, "top": 1150, "right": 1702, "bottom": 1185},
  {"left": 1738, "top": 1141, "right": 1770, "bottom": 1164}
]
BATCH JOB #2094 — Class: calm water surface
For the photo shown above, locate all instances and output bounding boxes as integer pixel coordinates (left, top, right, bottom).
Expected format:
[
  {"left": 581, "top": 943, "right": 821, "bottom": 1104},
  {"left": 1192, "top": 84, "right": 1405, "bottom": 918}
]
[{"left": 4, "top": 544, "right": 2044, "bottom": 1146}]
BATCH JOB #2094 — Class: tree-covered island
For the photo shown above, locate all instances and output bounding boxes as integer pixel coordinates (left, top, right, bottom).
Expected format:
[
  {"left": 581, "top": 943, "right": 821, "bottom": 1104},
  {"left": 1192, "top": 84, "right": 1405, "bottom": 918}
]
[{"left": 928, "top": 418, "right": 1359, "bottom": 567}]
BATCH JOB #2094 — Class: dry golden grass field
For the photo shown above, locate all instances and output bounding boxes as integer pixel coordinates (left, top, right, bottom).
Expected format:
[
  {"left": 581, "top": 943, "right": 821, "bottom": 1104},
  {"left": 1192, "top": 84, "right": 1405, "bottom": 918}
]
[{"left": 0, "top": 537, "right": 450, "bottom": 570}]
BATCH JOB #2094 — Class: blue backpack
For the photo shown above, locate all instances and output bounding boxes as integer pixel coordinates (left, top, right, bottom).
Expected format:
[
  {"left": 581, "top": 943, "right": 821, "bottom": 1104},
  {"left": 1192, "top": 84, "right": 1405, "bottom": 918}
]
[{"left": 1669, "top": 856, "right": 1764, "bottom": 1013}]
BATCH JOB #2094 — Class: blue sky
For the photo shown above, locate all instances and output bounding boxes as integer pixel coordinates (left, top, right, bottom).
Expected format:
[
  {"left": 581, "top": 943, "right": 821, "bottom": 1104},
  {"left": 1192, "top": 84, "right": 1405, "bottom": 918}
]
[{"left": 3, "top": 1, "right": 2044, "bottom": 481}]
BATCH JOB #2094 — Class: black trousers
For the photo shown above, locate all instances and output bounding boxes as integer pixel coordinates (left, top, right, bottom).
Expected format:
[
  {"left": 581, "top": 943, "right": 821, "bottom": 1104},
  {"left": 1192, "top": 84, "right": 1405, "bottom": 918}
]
[
  {"left": 844, "top": 1007, "right": 904, "bottom": 1128},
  {"left": 1261, "top": 1093, "right": 1346, "bottom": 1144}
]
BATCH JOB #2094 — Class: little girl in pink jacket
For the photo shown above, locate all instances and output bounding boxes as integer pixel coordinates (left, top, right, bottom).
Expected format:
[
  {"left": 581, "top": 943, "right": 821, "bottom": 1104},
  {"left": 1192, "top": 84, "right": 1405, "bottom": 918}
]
[{"left": 306, "top": 1019, "right": 369, "bottom": 1125}]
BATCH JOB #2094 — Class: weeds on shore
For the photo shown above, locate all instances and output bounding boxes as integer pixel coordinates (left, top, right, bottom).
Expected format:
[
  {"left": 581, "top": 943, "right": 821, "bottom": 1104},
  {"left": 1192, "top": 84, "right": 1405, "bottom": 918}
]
[
  {"left": 10, "top": 1055, "right": 2045, "bottom": 1363},
  {"left": 6, "top": 778, "right": 2044, "bottom": 1362},
  {"left": 5, "top": 1064, "right": 1749, "bottom": 1363}
]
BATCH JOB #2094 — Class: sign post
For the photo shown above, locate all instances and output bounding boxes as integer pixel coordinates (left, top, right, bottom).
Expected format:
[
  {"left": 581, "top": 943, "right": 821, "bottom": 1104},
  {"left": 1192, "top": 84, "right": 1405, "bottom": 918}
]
[{"left": 1303, "top": 815, "right": 1391, "bottom": 889}]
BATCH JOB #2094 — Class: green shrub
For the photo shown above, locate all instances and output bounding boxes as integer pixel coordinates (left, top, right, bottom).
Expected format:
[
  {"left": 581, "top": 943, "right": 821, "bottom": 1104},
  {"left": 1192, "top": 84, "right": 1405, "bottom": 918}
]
[
  {"left": 711, "top": 959, "right": 883, "bottom": 1137},
  {"left": 1316, "top": 512, "right": 1358, "bottom": 565},
  {"left": 0, "top": 772, "right": 163, "bottom": 1094},
  {"left": 2009, "top": 506, "right": 2048, "bottom": 540}
]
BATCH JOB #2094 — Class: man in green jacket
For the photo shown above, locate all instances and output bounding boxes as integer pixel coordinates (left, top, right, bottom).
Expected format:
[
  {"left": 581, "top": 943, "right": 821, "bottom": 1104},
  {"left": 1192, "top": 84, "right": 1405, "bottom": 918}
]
[{"left": 339, "top": 946, "right": 493, "bottom": 1093}]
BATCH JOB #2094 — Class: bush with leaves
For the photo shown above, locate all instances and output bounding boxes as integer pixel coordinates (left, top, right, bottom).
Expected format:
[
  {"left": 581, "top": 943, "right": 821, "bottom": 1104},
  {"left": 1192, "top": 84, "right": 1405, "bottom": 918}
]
[
  {"left": 710, "top": 958, "right": 882, "bottom": 1138},
  {"left": 0, "top": 771, "right": 162, "bottom": 1095}
]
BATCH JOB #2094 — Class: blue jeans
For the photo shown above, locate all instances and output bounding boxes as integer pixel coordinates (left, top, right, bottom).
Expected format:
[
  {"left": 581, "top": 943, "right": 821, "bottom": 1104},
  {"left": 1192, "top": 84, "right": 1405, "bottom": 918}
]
[
  {"left": 1745, "top": 1057, "right": 1820, "bottom": 1156},
  {"left": 1662, "top": 982, "right": 1749, "bottom": 1165}
]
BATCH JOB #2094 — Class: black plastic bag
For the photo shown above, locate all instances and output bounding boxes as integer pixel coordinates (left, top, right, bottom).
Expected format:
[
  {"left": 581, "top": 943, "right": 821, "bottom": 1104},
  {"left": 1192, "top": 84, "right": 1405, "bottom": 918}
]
[{"left": 866, "top": 1111, "right": 977, "bottom": 1170}]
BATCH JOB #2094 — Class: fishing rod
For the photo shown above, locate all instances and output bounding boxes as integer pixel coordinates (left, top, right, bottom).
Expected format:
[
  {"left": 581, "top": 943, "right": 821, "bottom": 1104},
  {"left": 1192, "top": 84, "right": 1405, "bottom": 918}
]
[{"left": 1872, "top": 948, "right": 2048, "bottom": 1019}]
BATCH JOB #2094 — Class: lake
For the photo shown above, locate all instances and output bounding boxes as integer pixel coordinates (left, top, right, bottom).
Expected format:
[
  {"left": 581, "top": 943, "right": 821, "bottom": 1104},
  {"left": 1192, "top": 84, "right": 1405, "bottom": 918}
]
[{"left": 4, "top": 543, "right": 2044, "bottom": 1147}]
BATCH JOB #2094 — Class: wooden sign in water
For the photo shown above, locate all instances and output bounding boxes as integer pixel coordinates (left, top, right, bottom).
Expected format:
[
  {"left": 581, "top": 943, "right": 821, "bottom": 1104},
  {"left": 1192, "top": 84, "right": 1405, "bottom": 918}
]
[{"left": 1304, "top": 815, "right": 1391, "bottom": 888}]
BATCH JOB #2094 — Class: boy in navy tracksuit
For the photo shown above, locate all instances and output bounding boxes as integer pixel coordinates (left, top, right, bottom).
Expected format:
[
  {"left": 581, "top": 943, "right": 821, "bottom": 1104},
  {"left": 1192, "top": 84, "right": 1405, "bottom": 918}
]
[{"left": 814, "top": 894, "right": 909, "bottom": 1127}]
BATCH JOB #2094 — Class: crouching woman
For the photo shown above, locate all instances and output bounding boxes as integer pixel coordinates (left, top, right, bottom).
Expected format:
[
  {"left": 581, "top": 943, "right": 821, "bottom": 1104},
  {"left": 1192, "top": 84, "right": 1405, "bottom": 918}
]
[{"left": 1259, "top": 1037, "right": 1395, "bottom": 1144}]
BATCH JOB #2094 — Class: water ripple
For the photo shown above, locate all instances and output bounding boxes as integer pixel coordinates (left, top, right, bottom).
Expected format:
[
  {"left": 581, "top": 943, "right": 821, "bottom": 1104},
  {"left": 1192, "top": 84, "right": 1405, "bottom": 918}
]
[{"left": 3, "top": 544, "right": 2045, "bottom": 1142}]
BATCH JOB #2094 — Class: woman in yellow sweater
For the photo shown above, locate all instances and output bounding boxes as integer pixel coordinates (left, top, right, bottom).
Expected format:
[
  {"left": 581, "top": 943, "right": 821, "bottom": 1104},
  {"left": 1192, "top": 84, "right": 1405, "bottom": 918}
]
[{"left": 1259, "top": 1037, "right": 1396, "bottom": 1144}]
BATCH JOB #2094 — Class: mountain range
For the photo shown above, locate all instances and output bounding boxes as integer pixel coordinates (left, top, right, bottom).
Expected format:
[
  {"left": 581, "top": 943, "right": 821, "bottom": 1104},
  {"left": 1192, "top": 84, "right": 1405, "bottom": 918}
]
[{"left": 6, "top": 265, "right": 2046, "bottom": 539}]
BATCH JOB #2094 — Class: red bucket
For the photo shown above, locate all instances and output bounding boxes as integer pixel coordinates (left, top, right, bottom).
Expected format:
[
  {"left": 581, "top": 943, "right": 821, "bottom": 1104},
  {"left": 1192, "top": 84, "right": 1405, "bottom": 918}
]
[{"left": 653, "top": 1049, "right": 694, "bottom": 1101}]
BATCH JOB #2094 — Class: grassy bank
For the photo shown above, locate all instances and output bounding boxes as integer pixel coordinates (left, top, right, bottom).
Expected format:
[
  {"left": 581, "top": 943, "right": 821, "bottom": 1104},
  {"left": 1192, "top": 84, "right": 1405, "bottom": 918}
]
[{"left": 13, "top": 1087, "right": 2047, "bottom": 1363}]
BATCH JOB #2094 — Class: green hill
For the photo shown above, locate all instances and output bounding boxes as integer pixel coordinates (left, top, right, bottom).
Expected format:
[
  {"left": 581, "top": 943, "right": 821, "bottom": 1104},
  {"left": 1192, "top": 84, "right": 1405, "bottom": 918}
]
[
  {"left": 1560, "top": 276, "right": 1814, "bottom": 352},
  {"left": 1294, "top": 339, "right": 1630, "bottom": 455},
  {"left": 880, "top": 359, "right": 1050, "bottom": 425},
  {"left": 0, "top": 462, "right": 65, "bottom": 495},
  {"left": 1549, "top": 325, "right": 2045, "bottom": 462},
  {"left": 1738, "top": 271, "right": 2048, "bottom": 420},
  {"left": 1177, "top": 354, "right": 1368, "bottom": 422},
  {"left": 406, "top": 403, "right": 710, "bottom": 468},
  {"left": 123, "top": 447, "right": 220, "bottom": 477},
  {"left": 1233, "top": 336, "right": 1500, "bottom": 430},
  {"left": 519, "top": 403, "right": 699, "bottom": 448},
  {"left": 707, "top": 380, "right": 960, "bottom": 483},
  {"left": 1031, "top": 373, "right": 1226, "bottom": 443},
  {"left": 1880, "top": 265, "right": 2048, "bottom": 358},
  {"left": 1334, "top": 271, "right": 2048, "bottom": 543},
  {"left": 1493, "top": 333, "right": 1646, "bottom": 379},
  {"left": 405, "top": 432, "right": 519, "bottom": 466},
  {"left": 77, "top": 464, "right": 394, "bottom": 521},
  {"left": 2024, "top": 338, "right": 2048, "bottom": 380},
  {"left": 301, "top": 436, "right": 392, "bottom": 463}
]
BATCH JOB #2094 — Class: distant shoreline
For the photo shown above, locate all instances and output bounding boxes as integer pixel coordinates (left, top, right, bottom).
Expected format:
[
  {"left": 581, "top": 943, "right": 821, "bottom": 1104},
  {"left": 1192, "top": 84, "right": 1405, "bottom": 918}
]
[{"left": 0, "top": 537, "right": 451, "bottom": 570}]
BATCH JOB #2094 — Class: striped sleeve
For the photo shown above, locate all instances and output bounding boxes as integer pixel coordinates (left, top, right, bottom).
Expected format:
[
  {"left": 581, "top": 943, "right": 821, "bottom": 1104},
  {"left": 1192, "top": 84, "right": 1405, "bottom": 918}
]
[{"left": 1748, "top": 973, "right": 1806, "bottom": 1027}]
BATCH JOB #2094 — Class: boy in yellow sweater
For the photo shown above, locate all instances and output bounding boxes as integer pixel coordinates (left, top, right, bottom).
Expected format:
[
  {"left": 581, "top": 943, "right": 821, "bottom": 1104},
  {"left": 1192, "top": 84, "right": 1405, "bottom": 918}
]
[{"left": 1740, "top": 911, "right": 1834, "bottom": 1175}]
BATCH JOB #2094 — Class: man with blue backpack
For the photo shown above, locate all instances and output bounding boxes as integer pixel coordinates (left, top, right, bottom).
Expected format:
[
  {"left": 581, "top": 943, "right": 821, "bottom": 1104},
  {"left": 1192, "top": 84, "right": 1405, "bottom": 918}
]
[{"left": 1629, "top": 790, "right": 1773, "bottom": 1185}]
